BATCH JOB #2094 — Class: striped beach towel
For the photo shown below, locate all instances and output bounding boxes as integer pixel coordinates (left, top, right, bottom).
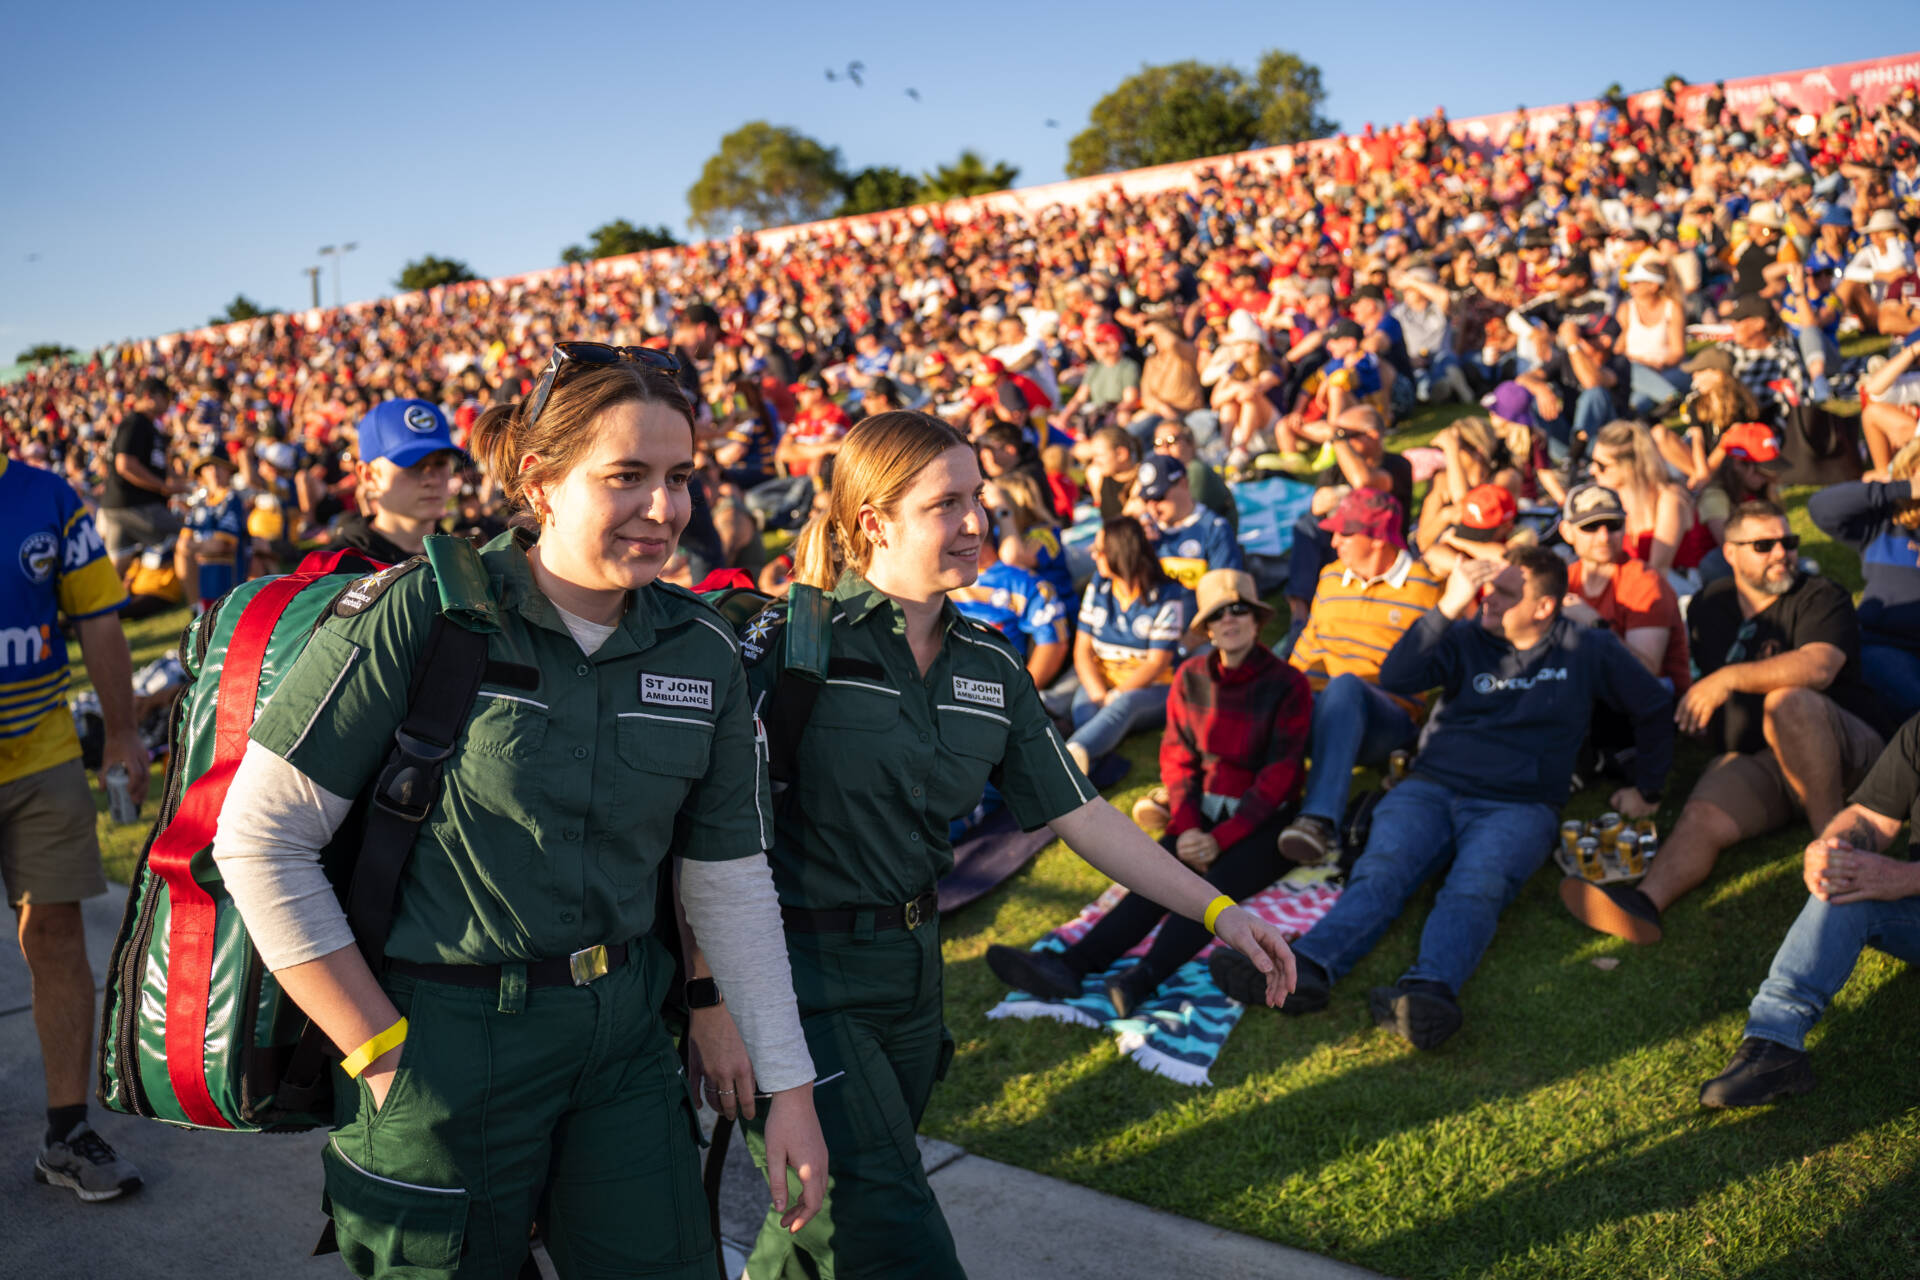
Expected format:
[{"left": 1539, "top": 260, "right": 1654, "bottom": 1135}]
[{"left": 985, "top": 865, "right": 1343, "bottom": 1086}]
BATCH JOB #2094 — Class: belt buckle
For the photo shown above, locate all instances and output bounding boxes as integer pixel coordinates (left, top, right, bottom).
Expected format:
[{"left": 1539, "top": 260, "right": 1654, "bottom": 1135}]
[
  {"left": 903, "top": 897, "right": 926, "bottom": 931},
  {"left": 568, "top": 944, "right": 610, "bottom": 986}
]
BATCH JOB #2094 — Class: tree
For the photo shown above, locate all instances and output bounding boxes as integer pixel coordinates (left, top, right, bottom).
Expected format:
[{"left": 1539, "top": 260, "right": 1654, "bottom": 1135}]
[
  {"left": 686, "top": 122, "right": 846, "bottom": 236},
  {"left": 838, "top": 166, "right": 924, "bottom": 217},
  {"left": 396, "top": 255, "right": 478, "bottom": 292},
  {"left": 918, "top": 150, "right": 1020, "bottom": 202},
  {"left": 560, "top": 219, "right": 680, "bottom": 264},
  {"left": 1066, "top": 50, "right": 1335, "bottom": 177},
  {"left": 211, "top": 294, "right": 275, "bottom": 324},
  {"left": 15, "top": 343, "right": 75, "bottom": 366}
]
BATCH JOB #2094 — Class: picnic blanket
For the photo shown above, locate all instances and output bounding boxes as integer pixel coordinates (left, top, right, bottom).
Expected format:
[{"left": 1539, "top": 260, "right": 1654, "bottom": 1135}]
[
  {"left": 985, "top": 864, "right": 1343, "bottom": 1086},
  {"left": 937, "top": 755, "right": 1131, "bottom": 913}
]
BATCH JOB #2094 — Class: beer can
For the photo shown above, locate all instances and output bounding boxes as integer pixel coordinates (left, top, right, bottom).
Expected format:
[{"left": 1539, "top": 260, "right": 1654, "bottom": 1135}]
[
  {"left": 1634, "top": 817, "right": 1658, "bottom": 840},
  {"left": 1623, "top": 832, "right": 1645, "bottom": 875},
  {"left": 1387, "top": 750, "right": 1411, "bottom": 784},
  {"left": 1595, "top": 811, "right": 1624, "bottom": 853},
  {"left": 1639, "top": 831, "right": 1659, "bottom": 865},
  {"left": 104, "top": 764, "right": 140, "bottom": 825},
  {"left": 1575, "top": 836, "right": 1604, "bottom": 880},
  {"left": 1559, "top": 819, "right": 1586, "bottom": 855}
]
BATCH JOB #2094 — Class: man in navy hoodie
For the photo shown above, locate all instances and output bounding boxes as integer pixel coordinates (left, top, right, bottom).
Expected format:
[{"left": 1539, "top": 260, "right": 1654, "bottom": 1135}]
[{"left": 1214, "top": 547, "right": 1673, "bottom": 1048}]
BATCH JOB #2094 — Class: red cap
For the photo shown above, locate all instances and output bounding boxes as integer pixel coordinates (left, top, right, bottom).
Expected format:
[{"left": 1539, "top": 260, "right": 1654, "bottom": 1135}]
[
  {"left": 1092, "top": 322, "right": 1123, "bottom": 344},
  {"left": 1317, "top": 487, "right": 1405, "bottom": 547},
  {"left": 1459, "top": 483, "right": 1518, "bottom": 532},
  {"left": 1721, "top": 421, "right": 1784, "bottom": 465}
]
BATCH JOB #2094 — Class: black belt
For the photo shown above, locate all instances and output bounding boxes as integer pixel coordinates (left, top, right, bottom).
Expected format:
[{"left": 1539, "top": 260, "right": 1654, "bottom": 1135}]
[
  {"left": 782, "top": 891, "right": 938, "bottom": 934},
  {"left": 388, "top": 942, "right": 630, "bottom": 989}
]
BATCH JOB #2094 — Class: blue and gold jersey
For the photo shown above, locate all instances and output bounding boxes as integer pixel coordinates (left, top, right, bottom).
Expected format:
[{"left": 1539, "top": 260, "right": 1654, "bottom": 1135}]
[{"left": 0, "top": 458, "right": 129, "bottom": 784}]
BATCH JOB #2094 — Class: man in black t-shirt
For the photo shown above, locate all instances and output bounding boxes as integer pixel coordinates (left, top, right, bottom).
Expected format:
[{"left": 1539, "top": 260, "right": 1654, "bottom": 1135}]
[
  {"left": 1564, "top": 502, "right": 1894, "bottom": 945},
  {"left": 98, "top": 376, "right": 182, "bottom": 572},
  {"left": 1699, "top": 712, "right": 1920, "bottom": 1107}
]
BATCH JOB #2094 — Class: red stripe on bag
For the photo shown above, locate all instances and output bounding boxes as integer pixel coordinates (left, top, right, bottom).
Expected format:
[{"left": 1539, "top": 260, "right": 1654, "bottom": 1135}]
[{"left": 147, "top": 570, "right": 324, "bottom": 1128}]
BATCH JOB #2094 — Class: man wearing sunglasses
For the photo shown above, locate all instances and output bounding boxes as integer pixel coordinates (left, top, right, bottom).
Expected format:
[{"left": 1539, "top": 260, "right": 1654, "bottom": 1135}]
[{"left": 1564, "top": 501, "right": 1897, "bottom": 944}]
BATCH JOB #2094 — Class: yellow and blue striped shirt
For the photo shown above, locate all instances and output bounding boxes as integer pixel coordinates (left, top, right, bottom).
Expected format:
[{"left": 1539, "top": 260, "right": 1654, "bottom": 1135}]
[{"left": 1288, "top": 551, "right": 1444, "bottom": 717}]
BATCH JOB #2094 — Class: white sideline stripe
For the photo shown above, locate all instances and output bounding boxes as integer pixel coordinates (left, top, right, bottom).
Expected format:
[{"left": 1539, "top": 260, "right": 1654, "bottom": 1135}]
[
  {"left": 825, "top": 678, "right": 900, "bottom": 697},
  {"left": 617, "top": 711, "right": 714, "bottom": 730},
  {"left": 936, "top": 703, "right": 1011, "bottom": 727},
  {"left": 477, "top": 690, "right": 548, "bottom": 710}
]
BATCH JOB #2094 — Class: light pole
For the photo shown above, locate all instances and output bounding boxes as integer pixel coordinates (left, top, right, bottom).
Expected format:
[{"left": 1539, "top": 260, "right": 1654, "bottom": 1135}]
[
  {"left": 303, "top": 266, "right": 321, "bottom": 309},
  {"left": 316, "top": 242, "right": 357, "bottom": 308}
]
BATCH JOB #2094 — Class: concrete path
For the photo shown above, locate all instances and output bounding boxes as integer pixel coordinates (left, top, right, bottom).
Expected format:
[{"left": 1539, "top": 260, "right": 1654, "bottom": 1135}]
[{"left": 0, "top": 885, "right": 1386, "bottom": 1280}]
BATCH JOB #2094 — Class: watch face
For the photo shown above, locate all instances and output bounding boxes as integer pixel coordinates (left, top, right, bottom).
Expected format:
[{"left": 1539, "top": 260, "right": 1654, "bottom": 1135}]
[{"left": 685, "top": 977, "right": 722, "bottom": 1009}]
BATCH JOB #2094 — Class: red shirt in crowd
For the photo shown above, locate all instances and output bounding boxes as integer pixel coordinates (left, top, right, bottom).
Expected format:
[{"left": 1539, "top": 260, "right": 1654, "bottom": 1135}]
[
  {"left": 1160, "top": 646, "right": 1314, "bottom": 850},
  {"left": 1567, "top": 558, "right": 1692, "bottom": 694}
]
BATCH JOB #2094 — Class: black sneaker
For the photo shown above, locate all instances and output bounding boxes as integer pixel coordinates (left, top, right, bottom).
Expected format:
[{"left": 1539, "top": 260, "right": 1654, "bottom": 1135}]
[
  {"left": 1699, "top": 1037, "right": 1816, "bottom": 1109},
  {"left": 1104, "top": 965, "right": 1160, "bottom": 1019},
  {"left": 1368, "top": 980, "right": 1463, "bottom": 1050},
  {"left": 1560, "top": 877, "right": 1663, "bottom": 944},
  {"left": 35, "top": 1122, "right": 142, "bottom": 1203},
  {"left": 1209, "top": 948, "right": 1330, "bottom": 1015},
  {"left": 985, "top": 945, "right": 1084, "bottom": 1001}
]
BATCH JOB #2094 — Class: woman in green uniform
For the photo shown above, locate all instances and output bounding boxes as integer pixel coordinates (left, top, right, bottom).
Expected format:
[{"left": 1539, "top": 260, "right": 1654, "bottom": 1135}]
[
  {"left": 211, "top": 346, "right": 827, "bottom": 1279},
  {"left": 703, "top": 411, "right": 1299, "bottom": 1279}
]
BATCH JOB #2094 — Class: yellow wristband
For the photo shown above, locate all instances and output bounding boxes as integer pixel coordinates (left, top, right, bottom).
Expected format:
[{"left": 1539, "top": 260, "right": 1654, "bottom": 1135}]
[
  {"left": 340, "top": 1017, "right": 408, "bottom": 1079},
  {"left": 1202, "top": 895, "right": 1236, "bottom": 935}
]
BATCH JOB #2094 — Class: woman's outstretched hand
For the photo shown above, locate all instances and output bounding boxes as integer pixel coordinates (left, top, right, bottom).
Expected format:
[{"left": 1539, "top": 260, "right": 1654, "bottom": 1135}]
[{"left": 1211, "top": 908, "right": 1297, "bottom": 1008}]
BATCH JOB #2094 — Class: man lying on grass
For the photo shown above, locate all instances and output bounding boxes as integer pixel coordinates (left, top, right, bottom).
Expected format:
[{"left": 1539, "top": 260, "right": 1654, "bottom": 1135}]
[
  {"left": 1701, "top": 710, "right": 1920, "bottom": 1107},
  {"left": 1213, "top": 547, "right": 1673, "bottom": 1049}
]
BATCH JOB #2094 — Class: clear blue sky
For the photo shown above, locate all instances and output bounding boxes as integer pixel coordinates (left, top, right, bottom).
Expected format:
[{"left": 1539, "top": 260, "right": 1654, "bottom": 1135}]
[{"left": 3, "top": 1, "right": 1910, "bottom": 353}]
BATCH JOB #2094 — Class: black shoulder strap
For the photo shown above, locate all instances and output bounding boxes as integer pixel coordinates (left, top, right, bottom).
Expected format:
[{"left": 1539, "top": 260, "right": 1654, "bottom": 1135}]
[{"left": 277, "top": 614, "right": 490, "bottom": 1117}]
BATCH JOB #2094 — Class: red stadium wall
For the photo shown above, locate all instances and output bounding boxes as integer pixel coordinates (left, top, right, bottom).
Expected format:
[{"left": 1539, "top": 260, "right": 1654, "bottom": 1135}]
[{"left": 158, "top": 48, "right": 1920, "bottom": 356}]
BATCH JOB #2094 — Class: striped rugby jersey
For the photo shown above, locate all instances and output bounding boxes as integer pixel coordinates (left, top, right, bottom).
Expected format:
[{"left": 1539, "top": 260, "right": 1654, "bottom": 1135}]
[{"left": 1288, "top": 550, "right": 1443, "bottom": 716}]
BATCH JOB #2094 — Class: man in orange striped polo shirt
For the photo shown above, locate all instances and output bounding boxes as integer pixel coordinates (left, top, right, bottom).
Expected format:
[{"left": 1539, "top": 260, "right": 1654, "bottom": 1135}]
[{"left": 1278, "top": 488, "right": 1444, "bottom": 863}]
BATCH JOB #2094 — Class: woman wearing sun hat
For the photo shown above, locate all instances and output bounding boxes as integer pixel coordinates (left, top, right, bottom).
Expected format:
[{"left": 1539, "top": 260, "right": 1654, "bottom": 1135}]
[{"left": 987, "top": 567, "right": 1313, "bottom": 1018}]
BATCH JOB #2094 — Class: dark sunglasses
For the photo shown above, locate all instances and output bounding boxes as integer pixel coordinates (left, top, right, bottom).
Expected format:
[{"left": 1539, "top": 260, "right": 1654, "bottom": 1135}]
[
  {"left": 1208, "top": 601, "right": 1257, "bottom": 624},
  {"left": 1579, "top": 519, "right": 1625, "bottom": 534},
  {"left": 1727, "top": 535, "right": 1801, "bottom": 555},
  {"left": 522, "top": 342, "right": 683, "bottom": 434}
]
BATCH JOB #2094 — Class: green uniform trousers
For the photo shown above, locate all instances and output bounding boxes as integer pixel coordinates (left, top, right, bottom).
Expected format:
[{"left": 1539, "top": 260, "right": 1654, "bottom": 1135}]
[
  {"left": 322, "top": 943, "right": 714, "bottom": 1280},
  {"left": 743, "top": 923, "right": 964, "bottom": 1280}
]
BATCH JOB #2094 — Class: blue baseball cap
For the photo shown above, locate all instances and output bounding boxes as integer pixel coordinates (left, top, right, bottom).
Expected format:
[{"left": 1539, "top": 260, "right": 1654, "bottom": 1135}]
[{"left": 355, "top": 398, "right": 462, "bottom": 467}]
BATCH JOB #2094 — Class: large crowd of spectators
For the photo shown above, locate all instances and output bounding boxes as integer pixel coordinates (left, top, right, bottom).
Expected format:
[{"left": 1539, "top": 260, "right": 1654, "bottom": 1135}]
[{"left": 10, "top": 72, "right": 1920, "bottom": 1108}]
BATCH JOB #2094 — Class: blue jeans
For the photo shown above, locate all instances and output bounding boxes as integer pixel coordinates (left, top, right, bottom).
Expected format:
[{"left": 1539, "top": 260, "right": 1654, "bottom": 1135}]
[
  {"left": 1791, "top": 324, "right": 1840, "bottom": 373},
  {"left": 1292, "top": 776, "right": 1558, "bottom": 995},
  {"left": 1745, "top": 893, "right": 1920, "bottom": 1051},
  {"left": 1627, "top": 363, "right": 1690, "bottom": 415},
  {"left": 1860, "top": 643, "right": 1920, "bottom": 724},
  {"left": 1299, "top": 675, "right": 1419, "bottom": 824},
  {"left": 1414, "top": 352, "right": 1474, "bottom": 405},
  {"left": 1068, "top": 684, "right": 1170, "bottom": 760}
]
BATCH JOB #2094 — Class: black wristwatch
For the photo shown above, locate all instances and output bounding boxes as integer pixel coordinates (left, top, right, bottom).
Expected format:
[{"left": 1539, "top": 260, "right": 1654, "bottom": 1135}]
[{"left": 684, "top": 977, "right": 723, "bottom": 1010}]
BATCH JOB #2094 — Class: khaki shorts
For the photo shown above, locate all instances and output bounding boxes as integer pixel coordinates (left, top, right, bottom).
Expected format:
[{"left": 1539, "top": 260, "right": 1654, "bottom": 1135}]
[
  {"left": 1687, "top": 699, "right": 1885, "bottom": 842},
  {"left": 0, "top": 757, "right": 107, "bottom": 907},
  {"left": 97, "top": 503, "right": 181, "bottom": 560}
]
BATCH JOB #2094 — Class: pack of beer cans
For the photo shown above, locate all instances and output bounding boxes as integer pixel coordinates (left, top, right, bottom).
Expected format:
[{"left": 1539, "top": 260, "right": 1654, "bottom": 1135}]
[{"left": 1553, "top": 813, "right": 1658, "bottom": 884}]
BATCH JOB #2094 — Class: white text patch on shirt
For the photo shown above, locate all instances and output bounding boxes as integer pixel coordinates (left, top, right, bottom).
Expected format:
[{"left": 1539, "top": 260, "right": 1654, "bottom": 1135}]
[
  {"left": 641, "top": 673, "right": 714, "bottom": 710},
  {"left": 952, "top": 676, "right": 1005, "bottom": 708}
]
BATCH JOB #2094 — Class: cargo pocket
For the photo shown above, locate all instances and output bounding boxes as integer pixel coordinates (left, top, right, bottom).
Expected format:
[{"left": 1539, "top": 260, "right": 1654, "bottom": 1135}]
[
  {"left": 660, "top": 1061, "right": 715, "bottom": 1263},
  {"left": 935, "top": 1024, "right": 958, "bottom": 1083},
  {"left": 321, "top": 1139, "right": 469, "bottom": 1278}
]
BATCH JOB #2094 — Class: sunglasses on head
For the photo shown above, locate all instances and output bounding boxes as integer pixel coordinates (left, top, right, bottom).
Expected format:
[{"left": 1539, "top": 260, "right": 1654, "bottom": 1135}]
[
  {"left": 1728, "top": 534, "right": 1801, "bottom": 554},
  {"left": 521, "top": 342, "right": 683, "bottom": 434}
]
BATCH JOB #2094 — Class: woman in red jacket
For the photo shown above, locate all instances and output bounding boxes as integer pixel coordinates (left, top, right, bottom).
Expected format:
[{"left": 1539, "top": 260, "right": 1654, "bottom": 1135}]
[{"left": 987, "top": 568, "right": 1314, "bottom": 1016}]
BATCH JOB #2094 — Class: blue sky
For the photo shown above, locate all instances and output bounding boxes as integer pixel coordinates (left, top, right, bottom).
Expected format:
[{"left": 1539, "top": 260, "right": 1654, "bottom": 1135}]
[{"left": 3, "top": 2, "right": 1911, "bottom": 353}]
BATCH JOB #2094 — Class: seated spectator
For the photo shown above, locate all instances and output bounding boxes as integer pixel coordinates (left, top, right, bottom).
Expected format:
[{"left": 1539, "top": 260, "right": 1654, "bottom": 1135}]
[
  {"left": 1838, "top": 210, "right": 1917, "bottom": 337},
  {"left": 1040, "top": 443, "right": 1080, "bottom": 523},
  {"left": 1287, "top": 405, "right": 1415, "bottom": 634},
  {"left": 1807, "top": 443, "right": 1920, "bottom": 723},
  {"left": 1588, "top": 420, "right": 1713, "bottom": 581},
  {"left": 1215, "top": 548, "right": 1671, "bottom": 1048},
  {"left": 1081, "top": 424, "right": 1142, "bottom": 521},
  {"left": 174, "top": 452, "right": 249, "bottom": 612},
  {"left": 1210, "top": 314, "right": 1285, "bottom": 467},
  {"left": 1134, "top": 455, "right": 1241, "bottom": 589},
  {"left": 747, "top": 373, "right": 847, "bottom": 530},
  {"left": 1387, "top": 265, "right": 1474, "bottom": 406},
  {"left": 1659, "top": 349, "right": 1763, "bottom": 487},
  {"left": 1415, "top": 416, "right": 1525, "bottom": 571},
  {"left": 1120, "top": 307, "right": 1218, "bottom": 457},
  {"left": 1278, "top": 489, "right": 1443, "bottom": 863},
  {"left": 1614, "top": 257, "right": 1691, "bottom": 415},
  {"left": 986, "top": 570, "right": 1310, "bottom": 1017},
  {"left": 1150, "top": 420, "right": 1237, "bottom": 533},
  {"left": 974, "top": 420, "right": 1048, "bottom": 493},
  {"left": 1777, "top": 256, "right": 1844, "bottom": 402},
  {"left": 1859, "top": 332, "right": 1920, "bottom": 474},
  {"left": 1562, "top": 502, "right": 1896, "bottom": 944},
  {"left": 1065, "top": 518, "right": 1195, "bottom": 774},
  {"left": 1277, "top": 320, "right": 1386, "bottom": 456},
  {"left": 951, "top": 528, "right": 1070, "bottom": 689},
  {"left": 1517, "top": 310, "right": 1626, "bottom": 451},
  {"left": 1056, "top": 323, "right": 1140, "bottom": 433},
  {"left": 1720, "top": 294, "right": 1809, "bottom": 428},
  {"left": 1425, "top": 481, "right": 1529, "bottom": 575},
  {"left": 1695, "top": 423, "right": 1785, "bottom": 567},
  {"left": 984, "top": 471, "right": 1073, "bottom": 604},
  {"left": 1559, "top": 483, "right": 1690, "bottom": 690},
  {"left": 1699, "top": 716, "right": 1920, "bottom": 1108}
]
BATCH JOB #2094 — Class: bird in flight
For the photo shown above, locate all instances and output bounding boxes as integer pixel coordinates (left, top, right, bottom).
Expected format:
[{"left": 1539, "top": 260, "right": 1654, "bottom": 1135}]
[
  {"left": 846, "top": 60, "right": 865, "bottom": 87},
  {"left": 825, "top": 68, "right": 837, "bottom": 82},
  {"left": 905, "top": 87, "right": 920, "bottom": 102},
  {"left": 1045, "top": 119, "right": 1060, "bottom": 128}
]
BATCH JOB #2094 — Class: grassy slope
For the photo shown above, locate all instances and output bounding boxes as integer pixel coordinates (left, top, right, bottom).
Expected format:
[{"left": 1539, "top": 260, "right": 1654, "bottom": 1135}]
[{"left": 77, "top": 367, "right": 1920, "bottom": 1277}]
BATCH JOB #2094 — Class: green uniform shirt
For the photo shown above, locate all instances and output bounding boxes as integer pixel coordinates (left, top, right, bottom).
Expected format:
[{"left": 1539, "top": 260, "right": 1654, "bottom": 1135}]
[
  {"left": 747, "top": 571, "right": 1097, "bottom": 912},
  {"left": 250, "top": 532, "right": 768, "bottom": 965}
]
